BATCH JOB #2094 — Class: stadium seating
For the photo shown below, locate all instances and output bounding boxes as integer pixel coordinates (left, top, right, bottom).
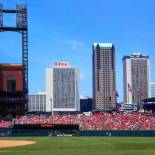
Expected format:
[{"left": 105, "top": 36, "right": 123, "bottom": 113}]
[
  {"left": 0, "top": 121, "right": 13, "bottom": 128},
  {"left": 14, "top": 113, "right": 155, "bottom": 130}
]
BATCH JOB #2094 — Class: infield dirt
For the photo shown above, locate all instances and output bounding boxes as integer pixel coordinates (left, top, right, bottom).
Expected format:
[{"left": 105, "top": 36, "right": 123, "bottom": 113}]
[{"left": 0, "top": 140, "right": 36, "bottom": 148}]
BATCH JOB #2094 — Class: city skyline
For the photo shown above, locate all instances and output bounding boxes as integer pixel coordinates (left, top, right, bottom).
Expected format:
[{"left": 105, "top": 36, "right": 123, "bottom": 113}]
[{"left": 1, "top": 0, "right": 155, "bottom": 102}]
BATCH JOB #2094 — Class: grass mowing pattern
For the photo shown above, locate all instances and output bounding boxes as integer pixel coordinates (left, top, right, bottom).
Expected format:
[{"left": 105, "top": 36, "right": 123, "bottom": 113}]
[{"left": 0, "top": 137, "right": 155, "bottom": 155}]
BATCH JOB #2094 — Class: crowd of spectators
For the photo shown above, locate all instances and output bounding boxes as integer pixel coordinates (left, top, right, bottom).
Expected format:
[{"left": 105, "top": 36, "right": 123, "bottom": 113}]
[
  {"left": 14, "top": 113, "right": 155, "bottom": 130},
  {"left": 15, "top": 115, "right": 47, "bottom": 124},
  {"left": 79, "top": 113, "right": 155, "bottom": 130},
  {"left": 0, "top": 121, "right": 13, "bottom": 128}
]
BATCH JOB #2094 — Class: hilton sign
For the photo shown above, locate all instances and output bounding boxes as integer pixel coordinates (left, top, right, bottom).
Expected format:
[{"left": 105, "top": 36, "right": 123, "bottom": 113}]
[{"left": 54, "top": 61, "right": 70, "bottom": 67}]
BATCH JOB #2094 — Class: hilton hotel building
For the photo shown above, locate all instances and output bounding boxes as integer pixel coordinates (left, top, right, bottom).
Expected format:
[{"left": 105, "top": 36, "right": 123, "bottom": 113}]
[
  {"left": 46, "top": 62, "right": 80, "bottom": 113},
  {"left": 93, "top": 43, "right": 116, "bottom": 111}
]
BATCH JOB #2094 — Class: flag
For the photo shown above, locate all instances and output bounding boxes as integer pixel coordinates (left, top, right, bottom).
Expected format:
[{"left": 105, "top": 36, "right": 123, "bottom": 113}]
[
  {"left": 115, "top": 90, "right": 119, "bottom": 97},
  {"left": 128, "top": 84, "right": 133, "bottom": 93},
  {"left": 113, "top": 90, "right": 119, "bottom": 97}
]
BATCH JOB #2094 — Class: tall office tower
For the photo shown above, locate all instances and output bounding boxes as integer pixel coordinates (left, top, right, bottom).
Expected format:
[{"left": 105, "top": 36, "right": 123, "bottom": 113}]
[
  {"left": 46, "top": 62, "right": 80, "bottom": 113},
  {"left": 151, "top": 82, "right": 155, "bottom": 97},
  {"left": 123, "top": 53, "right": 151, "bottom": 105},
  {"left": 28, "top": 92, "right": 46, "bottom": 112},
  {"left": 93, "top": 43, "right": 116, "bottom": 111}
]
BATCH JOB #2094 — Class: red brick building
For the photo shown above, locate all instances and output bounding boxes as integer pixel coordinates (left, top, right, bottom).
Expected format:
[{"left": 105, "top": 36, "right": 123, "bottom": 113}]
[{"left": 0, "top": 64, "right": 24, "bottom": 117}]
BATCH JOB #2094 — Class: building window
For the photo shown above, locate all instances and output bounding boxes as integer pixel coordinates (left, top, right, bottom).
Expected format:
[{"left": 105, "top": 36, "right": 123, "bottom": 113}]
[{"left": 7, "top": 75, "right": 16, "bottom": 92}]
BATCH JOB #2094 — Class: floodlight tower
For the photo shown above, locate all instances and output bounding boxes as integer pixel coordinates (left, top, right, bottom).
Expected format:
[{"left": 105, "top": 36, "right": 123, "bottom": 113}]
[{"left": 0, "top": 4, "right": 28, "bottom": 113}]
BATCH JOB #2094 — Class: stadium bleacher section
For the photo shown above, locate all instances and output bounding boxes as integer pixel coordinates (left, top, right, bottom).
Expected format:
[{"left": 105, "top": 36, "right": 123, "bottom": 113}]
[
  {"left": 14, "top": 113, "right": 155, "bottom": 130},
  {"left": 0, "top": 121, "right": 13, "bottom": 128}
]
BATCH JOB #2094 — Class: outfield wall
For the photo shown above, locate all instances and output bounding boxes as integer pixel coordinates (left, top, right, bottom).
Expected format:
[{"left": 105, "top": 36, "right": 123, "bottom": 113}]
[
  {"left": 12, "top": 130, "right": 49, "bottom": 136},
  {"left": 79, "top": 130, "right": 155, "bottom": 137},
  {"left": 10, "top": 124, "right": 79, "bottom": 136},
  {"left": 0, "top": 128, "right": 12, "bottom": 136},
  {"left": 10, "top": 130, "right": 155, "bottom": 137},
  {"left": 1, "top": 128, "right": 155, "bottom": 137}
]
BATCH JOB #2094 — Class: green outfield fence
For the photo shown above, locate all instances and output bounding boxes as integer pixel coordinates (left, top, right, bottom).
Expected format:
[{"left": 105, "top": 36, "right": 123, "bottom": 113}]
[
  {"left": 1, "top": 128, "right": 155, "bottom": 137},
  {"left": 0, "top": 128, "right": 12, "bottom": 136},
  {"left": 79, "top": 130, "right": 155, "bottom": 137},
  {"left": 10, "top": 129, "right": 155, "bottom": 137}
]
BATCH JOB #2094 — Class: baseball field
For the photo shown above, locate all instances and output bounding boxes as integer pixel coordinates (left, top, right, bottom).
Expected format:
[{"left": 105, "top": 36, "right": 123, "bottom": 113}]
[{"left": 0, "top": 137, "right": 155, "bottom": 155}]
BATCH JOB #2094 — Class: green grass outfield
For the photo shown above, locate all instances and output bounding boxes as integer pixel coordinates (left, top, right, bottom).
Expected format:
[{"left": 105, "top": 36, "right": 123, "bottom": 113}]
[{"left": 0, "top": 137, "right": 155, "bottom": 155}]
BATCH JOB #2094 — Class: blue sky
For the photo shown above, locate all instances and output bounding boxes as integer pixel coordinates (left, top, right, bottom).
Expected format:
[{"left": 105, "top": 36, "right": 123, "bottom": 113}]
[{"left": 0, "top": 0, "right": 155, "bottom": 102}]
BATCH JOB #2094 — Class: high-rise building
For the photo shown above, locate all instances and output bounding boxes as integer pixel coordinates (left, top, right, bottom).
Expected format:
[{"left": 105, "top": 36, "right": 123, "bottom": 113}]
[
  {"left": 151, "top": 82, "right": 155, "bottom": 97},
  {"left": 93, "top": 43, "right": 116, "bottom": 111},
  {"left": 123, "top": 53, "right": 151, "bottom": 105},
  {"left": 46, "top": 61, "right": 80, "bottom": 113},
  {"left": 28, "top": 92, "right": 46, "bottom": 112}
]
